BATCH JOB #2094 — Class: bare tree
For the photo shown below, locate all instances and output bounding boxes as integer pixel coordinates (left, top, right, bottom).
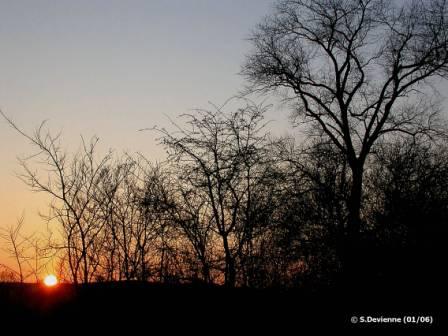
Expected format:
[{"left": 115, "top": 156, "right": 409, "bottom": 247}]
[
  {"left": 1, "top": 112, "right": 113, "bottom": 283},
  {"left": 167, "top": 165, "right": 215, "bottom": 283},
  {"left": 242, "top": 0, "right": 448, "bottom": 272},
  {"left": 0, "top": 215, "right": 27, "bottom": 282},
  {"left": 152, "top": 98, "right": 272, "bottom": 287}
]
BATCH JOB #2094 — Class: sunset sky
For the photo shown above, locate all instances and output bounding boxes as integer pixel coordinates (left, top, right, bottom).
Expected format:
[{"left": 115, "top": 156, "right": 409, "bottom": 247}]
[
  {"left": 0, "top": 2, "right": 445, "bottom": 327},
  {"left": 2, "top": 0, "right": 447, "bottom": 279},
  {"left": 0, "top": 0, "right": 296, "bottom": 273}
]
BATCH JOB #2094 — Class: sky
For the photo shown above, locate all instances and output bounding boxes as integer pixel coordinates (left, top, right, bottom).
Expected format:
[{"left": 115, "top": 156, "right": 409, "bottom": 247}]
[{"left": 0, "top": 0, "right": 294, "bottom": 274}]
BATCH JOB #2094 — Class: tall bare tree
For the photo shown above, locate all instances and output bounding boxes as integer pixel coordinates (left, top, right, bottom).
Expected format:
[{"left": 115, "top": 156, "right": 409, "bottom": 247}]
[
  {"left": 152, "top": 98, "right": 272, "bottom": 287},
  {"left": 242, "top": 0, "right": 448, "bottom": 272},
  {"left": 1, "top": 112, "right": 113, "bottom": 283}
]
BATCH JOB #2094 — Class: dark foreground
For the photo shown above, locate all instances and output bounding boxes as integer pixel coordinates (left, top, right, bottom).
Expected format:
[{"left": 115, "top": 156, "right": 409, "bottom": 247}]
[{"left": 0, "top": 281, "right": 443, "bottom": 331}]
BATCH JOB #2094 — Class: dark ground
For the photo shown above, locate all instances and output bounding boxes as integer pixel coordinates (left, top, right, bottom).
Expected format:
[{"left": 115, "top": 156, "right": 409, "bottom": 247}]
[{"left": 0, "top": 279, "right": 443, "bottom": 331}]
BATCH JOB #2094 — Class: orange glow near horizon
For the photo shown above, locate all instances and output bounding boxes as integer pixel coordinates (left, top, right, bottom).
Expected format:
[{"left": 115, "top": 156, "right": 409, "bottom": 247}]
[{"left": 43, "top": 274, "right": 58, "bottom": 287}]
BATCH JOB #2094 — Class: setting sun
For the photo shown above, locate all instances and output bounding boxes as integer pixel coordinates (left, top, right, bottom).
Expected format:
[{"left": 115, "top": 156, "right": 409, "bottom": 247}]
[{"left": 43, "top": 274, "right": 58, "bottom": 287}]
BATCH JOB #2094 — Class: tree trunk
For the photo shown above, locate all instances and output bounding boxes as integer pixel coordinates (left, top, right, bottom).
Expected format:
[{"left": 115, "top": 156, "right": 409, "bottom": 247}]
[
  {"left": 82, "top": 252, "right": 89, "bottom": 284},
  {"left": 347, "top": 165, "right": 363, "bottom": 238},
  {"left": 199, "top": 256, "right": 210, "bottom": 284},
  {"left": 81, "top": 237, "right": 89, "bottom": 284},
  {"left": 222, "top": 235, "right": 236, "bottom": 287},
  {"left": 341, "top": 163, "right": 364, "bottom": 281}
]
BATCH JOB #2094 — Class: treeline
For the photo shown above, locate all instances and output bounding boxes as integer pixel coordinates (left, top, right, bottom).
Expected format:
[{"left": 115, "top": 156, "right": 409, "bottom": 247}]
[
  {"left": 2, "top": 99, "right": 447, "bottom": 288},
  {"left": 2, "top": 0, "right": 448, "bottom": 288}
]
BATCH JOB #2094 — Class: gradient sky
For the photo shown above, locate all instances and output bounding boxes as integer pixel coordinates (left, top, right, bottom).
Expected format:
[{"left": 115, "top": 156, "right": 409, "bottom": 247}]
[
  {"left": 0, "top": 0, "right": 298, "bottom": 273},
  {"left": 1, "top": 0, "right": 446, "bottom": 277}
]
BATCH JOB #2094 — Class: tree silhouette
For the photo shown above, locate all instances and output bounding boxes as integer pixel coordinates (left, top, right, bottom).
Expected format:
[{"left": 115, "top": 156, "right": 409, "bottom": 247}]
[
  {"left": 0, "top": 215, "right": 27, "bottom": 282},
  {"left": 365, "top": 138, "right": 448, "bottom": 284},
  {"left": 0, "top": 112, "right": 114, "bottom": 283},
  {"left": 152, "top": 98, "right": 272, "bottom": 287},
  {"left": 242, "top": 0, "right": 448, "bottom": 275}
]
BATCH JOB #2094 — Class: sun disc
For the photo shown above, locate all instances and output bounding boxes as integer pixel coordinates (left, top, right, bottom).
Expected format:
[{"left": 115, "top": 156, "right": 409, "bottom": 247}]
[{"left": 43, "top": 274, "right": 58, "bottom": 287}]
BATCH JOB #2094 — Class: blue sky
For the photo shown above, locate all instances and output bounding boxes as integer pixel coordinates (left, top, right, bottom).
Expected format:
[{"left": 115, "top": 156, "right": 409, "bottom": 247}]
[{"left": 0, "top": 0, "right": 279, "bottom": 146}]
